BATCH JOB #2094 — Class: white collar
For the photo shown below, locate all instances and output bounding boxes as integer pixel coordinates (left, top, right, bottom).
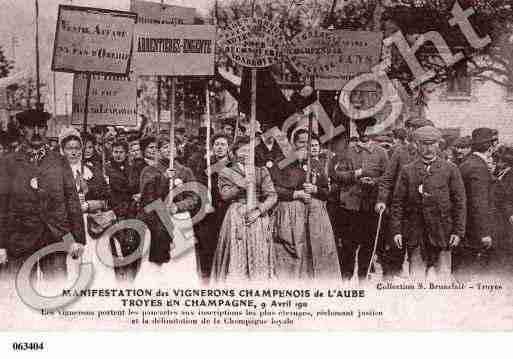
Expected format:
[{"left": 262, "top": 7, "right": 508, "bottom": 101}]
[{"left": 70, "top": 162, "right": 93, "bottom": 180}]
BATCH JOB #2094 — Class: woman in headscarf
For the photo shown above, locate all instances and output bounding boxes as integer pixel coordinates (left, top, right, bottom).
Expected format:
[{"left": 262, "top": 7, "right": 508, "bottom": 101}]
[
  {"left": 272, "top": 129, "right": 341, "bottom": 281},
  {"left": 211, "top": 136, "right": 277, "bottom": 282},
  {"left": 136, "top": 136, "right": 200, "bottom": 285},
  {"left": 60, "top": 127, "right": 115, "bottom": 285}
]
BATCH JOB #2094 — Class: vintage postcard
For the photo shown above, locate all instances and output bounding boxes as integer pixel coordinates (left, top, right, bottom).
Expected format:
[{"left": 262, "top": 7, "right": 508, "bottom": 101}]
[{"left": 0, "top": 0, "right": 512, "bottom": 342}]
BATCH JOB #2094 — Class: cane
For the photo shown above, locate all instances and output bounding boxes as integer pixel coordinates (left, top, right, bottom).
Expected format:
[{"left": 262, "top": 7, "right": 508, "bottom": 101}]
[{"left": 366, "top": 208, "right": 384, "bottom": 280}]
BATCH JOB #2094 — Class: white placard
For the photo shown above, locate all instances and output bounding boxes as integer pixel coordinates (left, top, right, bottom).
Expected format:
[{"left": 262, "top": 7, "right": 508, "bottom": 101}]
[{"left": 52, "top": 5, "right": 137, "bottom": 74}]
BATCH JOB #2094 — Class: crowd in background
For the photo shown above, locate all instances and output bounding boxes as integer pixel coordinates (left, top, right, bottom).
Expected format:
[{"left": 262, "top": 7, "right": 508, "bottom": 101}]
[{"left": 1, "top": 109, "right": 512, "bottom": 287}]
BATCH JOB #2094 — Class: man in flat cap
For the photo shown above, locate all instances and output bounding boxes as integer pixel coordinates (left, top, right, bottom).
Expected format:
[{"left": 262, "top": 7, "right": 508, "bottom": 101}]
[
  {"left": 390, "top": 126, "right": 466, "bottom": 280},
  {"left": 452, "top": 136, "right": 472, "bottom": 166},
  {"left": 0, "top": 110, "right": 85, "bottom": 284},
  {"left": 330, "top": 117, "right": 389, "bottom": 281},
  {"left": 457, "top": 128, "right": 498, "bottom": 279},
  {"left": 375, "top": 117, "right": 434, "bottom": 278}
]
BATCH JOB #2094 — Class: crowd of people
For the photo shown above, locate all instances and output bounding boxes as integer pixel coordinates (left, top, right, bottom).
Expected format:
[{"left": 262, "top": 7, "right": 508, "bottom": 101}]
[{"left": 0, "top": 109, "right": 512, "bottom": 288}]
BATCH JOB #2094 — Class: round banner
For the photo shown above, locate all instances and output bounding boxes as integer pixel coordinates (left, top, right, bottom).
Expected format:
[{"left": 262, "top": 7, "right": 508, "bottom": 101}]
[{"left": 219, "top": 17, "right": 285, "bottom": 68}]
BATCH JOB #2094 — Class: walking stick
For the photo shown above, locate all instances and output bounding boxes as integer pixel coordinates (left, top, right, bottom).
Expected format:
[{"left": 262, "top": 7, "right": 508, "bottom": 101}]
[{"left": 366, "top": 208, "right": 384, "bottom": 280}]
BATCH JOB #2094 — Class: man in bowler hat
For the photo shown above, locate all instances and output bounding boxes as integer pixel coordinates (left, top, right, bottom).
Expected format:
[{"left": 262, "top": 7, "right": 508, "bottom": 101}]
[{"left": 456, "top": 127, "right": 498, "bottom": 279}]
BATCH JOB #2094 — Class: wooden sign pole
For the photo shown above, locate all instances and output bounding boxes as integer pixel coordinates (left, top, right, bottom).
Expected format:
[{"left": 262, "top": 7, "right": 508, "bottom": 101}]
[
  {"left": 168, "top": 76, "right": 176, "bottom": 197},
  {"left": 247, "top": 68, "right": 257, "bottom": 209},
  {"left": 82, "top": 72, "right": 92, "bottom": 173},
  {"left": 305, "top": 77, "right": 315, "bottom": 183},
  {"left": 157, "top": 76, "right": 162, "bottom": 134},
  {"left": 205, "top": 84, "right": 214, "bottom": 211}
]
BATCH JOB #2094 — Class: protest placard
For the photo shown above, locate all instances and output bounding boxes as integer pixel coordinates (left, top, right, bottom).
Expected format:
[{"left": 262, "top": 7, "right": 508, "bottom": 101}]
[
  {"left": 52, "top": 5, "right": 137, "bottom": 75},
  {"left": 130, "top": 0, "right": 196, "bottom": 25},
  {"left": 288, "top": 29, "right": 382, "bottom": 90},
  {"left": 219, "top": 17, "right": 285, "bottom": 68},
  {"left": 72, "top": 72, "right": 137, "bottom": 126},
  {"left": 133, "top": 25, "right": 216, "bottom": 76}
]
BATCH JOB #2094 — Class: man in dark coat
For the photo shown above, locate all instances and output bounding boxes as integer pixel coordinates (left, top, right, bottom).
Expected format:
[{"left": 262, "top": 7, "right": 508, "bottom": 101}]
[
  {"left": 0, "top": 110, "right": 85, "bottom": 282},
  {"left": 390, "top": 126, "right": 466, "bottom": 280},
  {"left": 456, "top": 128, "right": 497, "bottom": 279},
  {"left": 493, "top": 146, "right": 513, "bottom": 275},
  {"left": 329, "top": 117, "right": 389, "bottom": 281},
  {"left": 375, "top": 117, "right": 434, "bottom": 278}
]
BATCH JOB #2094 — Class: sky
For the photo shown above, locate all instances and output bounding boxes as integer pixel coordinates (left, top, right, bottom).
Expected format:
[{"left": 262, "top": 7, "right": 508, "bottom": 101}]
[{"left": 0, "top": 0, "right": 214, "bottom": 114}]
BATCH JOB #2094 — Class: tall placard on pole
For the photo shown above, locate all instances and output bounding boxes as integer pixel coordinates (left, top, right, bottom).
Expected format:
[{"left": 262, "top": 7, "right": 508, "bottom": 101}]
[
  {"left": 51, "top": 5, "right": 137, "bottom": 171},
  {"left": 133, "top": 25, "right": 216, "bottom": 76},
  {"left": 52, "top": 5, "right": 137, "bottom": 75},
  {"left": 72, "top": 72, "right": 138, "bottom": 127},
  {"left": 219, "top": 17, "right": 285, "bottom": 209},
  {"left": 287, "top": 29, "right": 382, "bottom": 91}
]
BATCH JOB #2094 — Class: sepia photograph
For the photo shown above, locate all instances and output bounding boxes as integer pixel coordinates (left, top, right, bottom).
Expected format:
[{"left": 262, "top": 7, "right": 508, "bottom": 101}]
[{"left": 0, "top": 0, "right": 512, "bottom": 348}]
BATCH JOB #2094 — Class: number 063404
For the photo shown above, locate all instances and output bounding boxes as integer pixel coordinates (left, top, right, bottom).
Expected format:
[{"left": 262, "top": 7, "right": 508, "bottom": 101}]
[{"left": 12, "top": 342, "right": 44, "bottom": 351}]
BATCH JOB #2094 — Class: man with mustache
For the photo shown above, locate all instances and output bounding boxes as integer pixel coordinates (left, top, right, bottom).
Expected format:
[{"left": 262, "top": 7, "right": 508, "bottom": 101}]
[
  {"left": 0, "top": 110, "right": 85, "bottom": 284},
  {"left": 330, "top": 117, "right": 389, "bottom": 281},
  {"left": 390, "top": 126, "right": 466, "bottom": 280}
]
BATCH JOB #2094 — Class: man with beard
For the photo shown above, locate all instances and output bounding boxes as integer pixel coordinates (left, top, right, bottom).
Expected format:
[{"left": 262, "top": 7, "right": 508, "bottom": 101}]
[
  {"left": 330, "top": 117, "right": 389, "bottom": 281},
  {"left": 0, "top": 110, "right": 84, "bottom": 282},
  {"left": 390, "top": 126, "right": 466, "bottom": 280}
]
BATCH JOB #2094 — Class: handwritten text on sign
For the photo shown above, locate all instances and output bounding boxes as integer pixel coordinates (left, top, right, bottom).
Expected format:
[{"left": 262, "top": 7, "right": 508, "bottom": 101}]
[
  {"left": 52, "top": 5, "right": 136, "bottom": 74},
  {"left": 288, "top": 29, "right": 382, "bottom": 90},
  {"left": 130, "top": 0, "right": 196, "bottom": 25},
  {"left": 134, "top": 25, "right": 216, "bottom": 76},
  {"left": 72, "top": 72, "right": 137, "bottom": 126},
  {"left": 219, "top": 17, "right": 285, "bottom": 68}
]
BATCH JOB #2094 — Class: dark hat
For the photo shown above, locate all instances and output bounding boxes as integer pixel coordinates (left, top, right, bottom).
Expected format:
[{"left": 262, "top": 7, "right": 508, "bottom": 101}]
[
  {"left": 392, "top": 128, "right": 407, "bottom": 141},
  {"left": 414, "top": 126, "right": 442, "bottom": 143},
  {"left": 453, "top": 136, "right": 471, "bottom": 148},
  {"left": 472, "top": 128, "right": 496, "bottom": 145},
  {"left": 406, "top": 117, "right": 434, "bottom": 130},
  {"left": 16, "top": 109, "right": 50, "bottom": 127}
]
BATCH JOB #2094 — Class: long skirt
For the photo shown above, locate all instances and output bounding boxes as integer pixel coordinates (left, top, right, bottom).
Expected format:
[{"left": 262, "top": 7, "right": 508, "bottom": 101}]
[
  {"left": 67, "top": 214, "right": 117, "bottom": 287},
  {"left": 273, "top": 198, "right": 341, "bottom": 281},
  {"left": 136, "top": 211, "right": 199, "bottom": 287},
  {"left": 211, "top": 202, "right": 274, "bottom": 283}
]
